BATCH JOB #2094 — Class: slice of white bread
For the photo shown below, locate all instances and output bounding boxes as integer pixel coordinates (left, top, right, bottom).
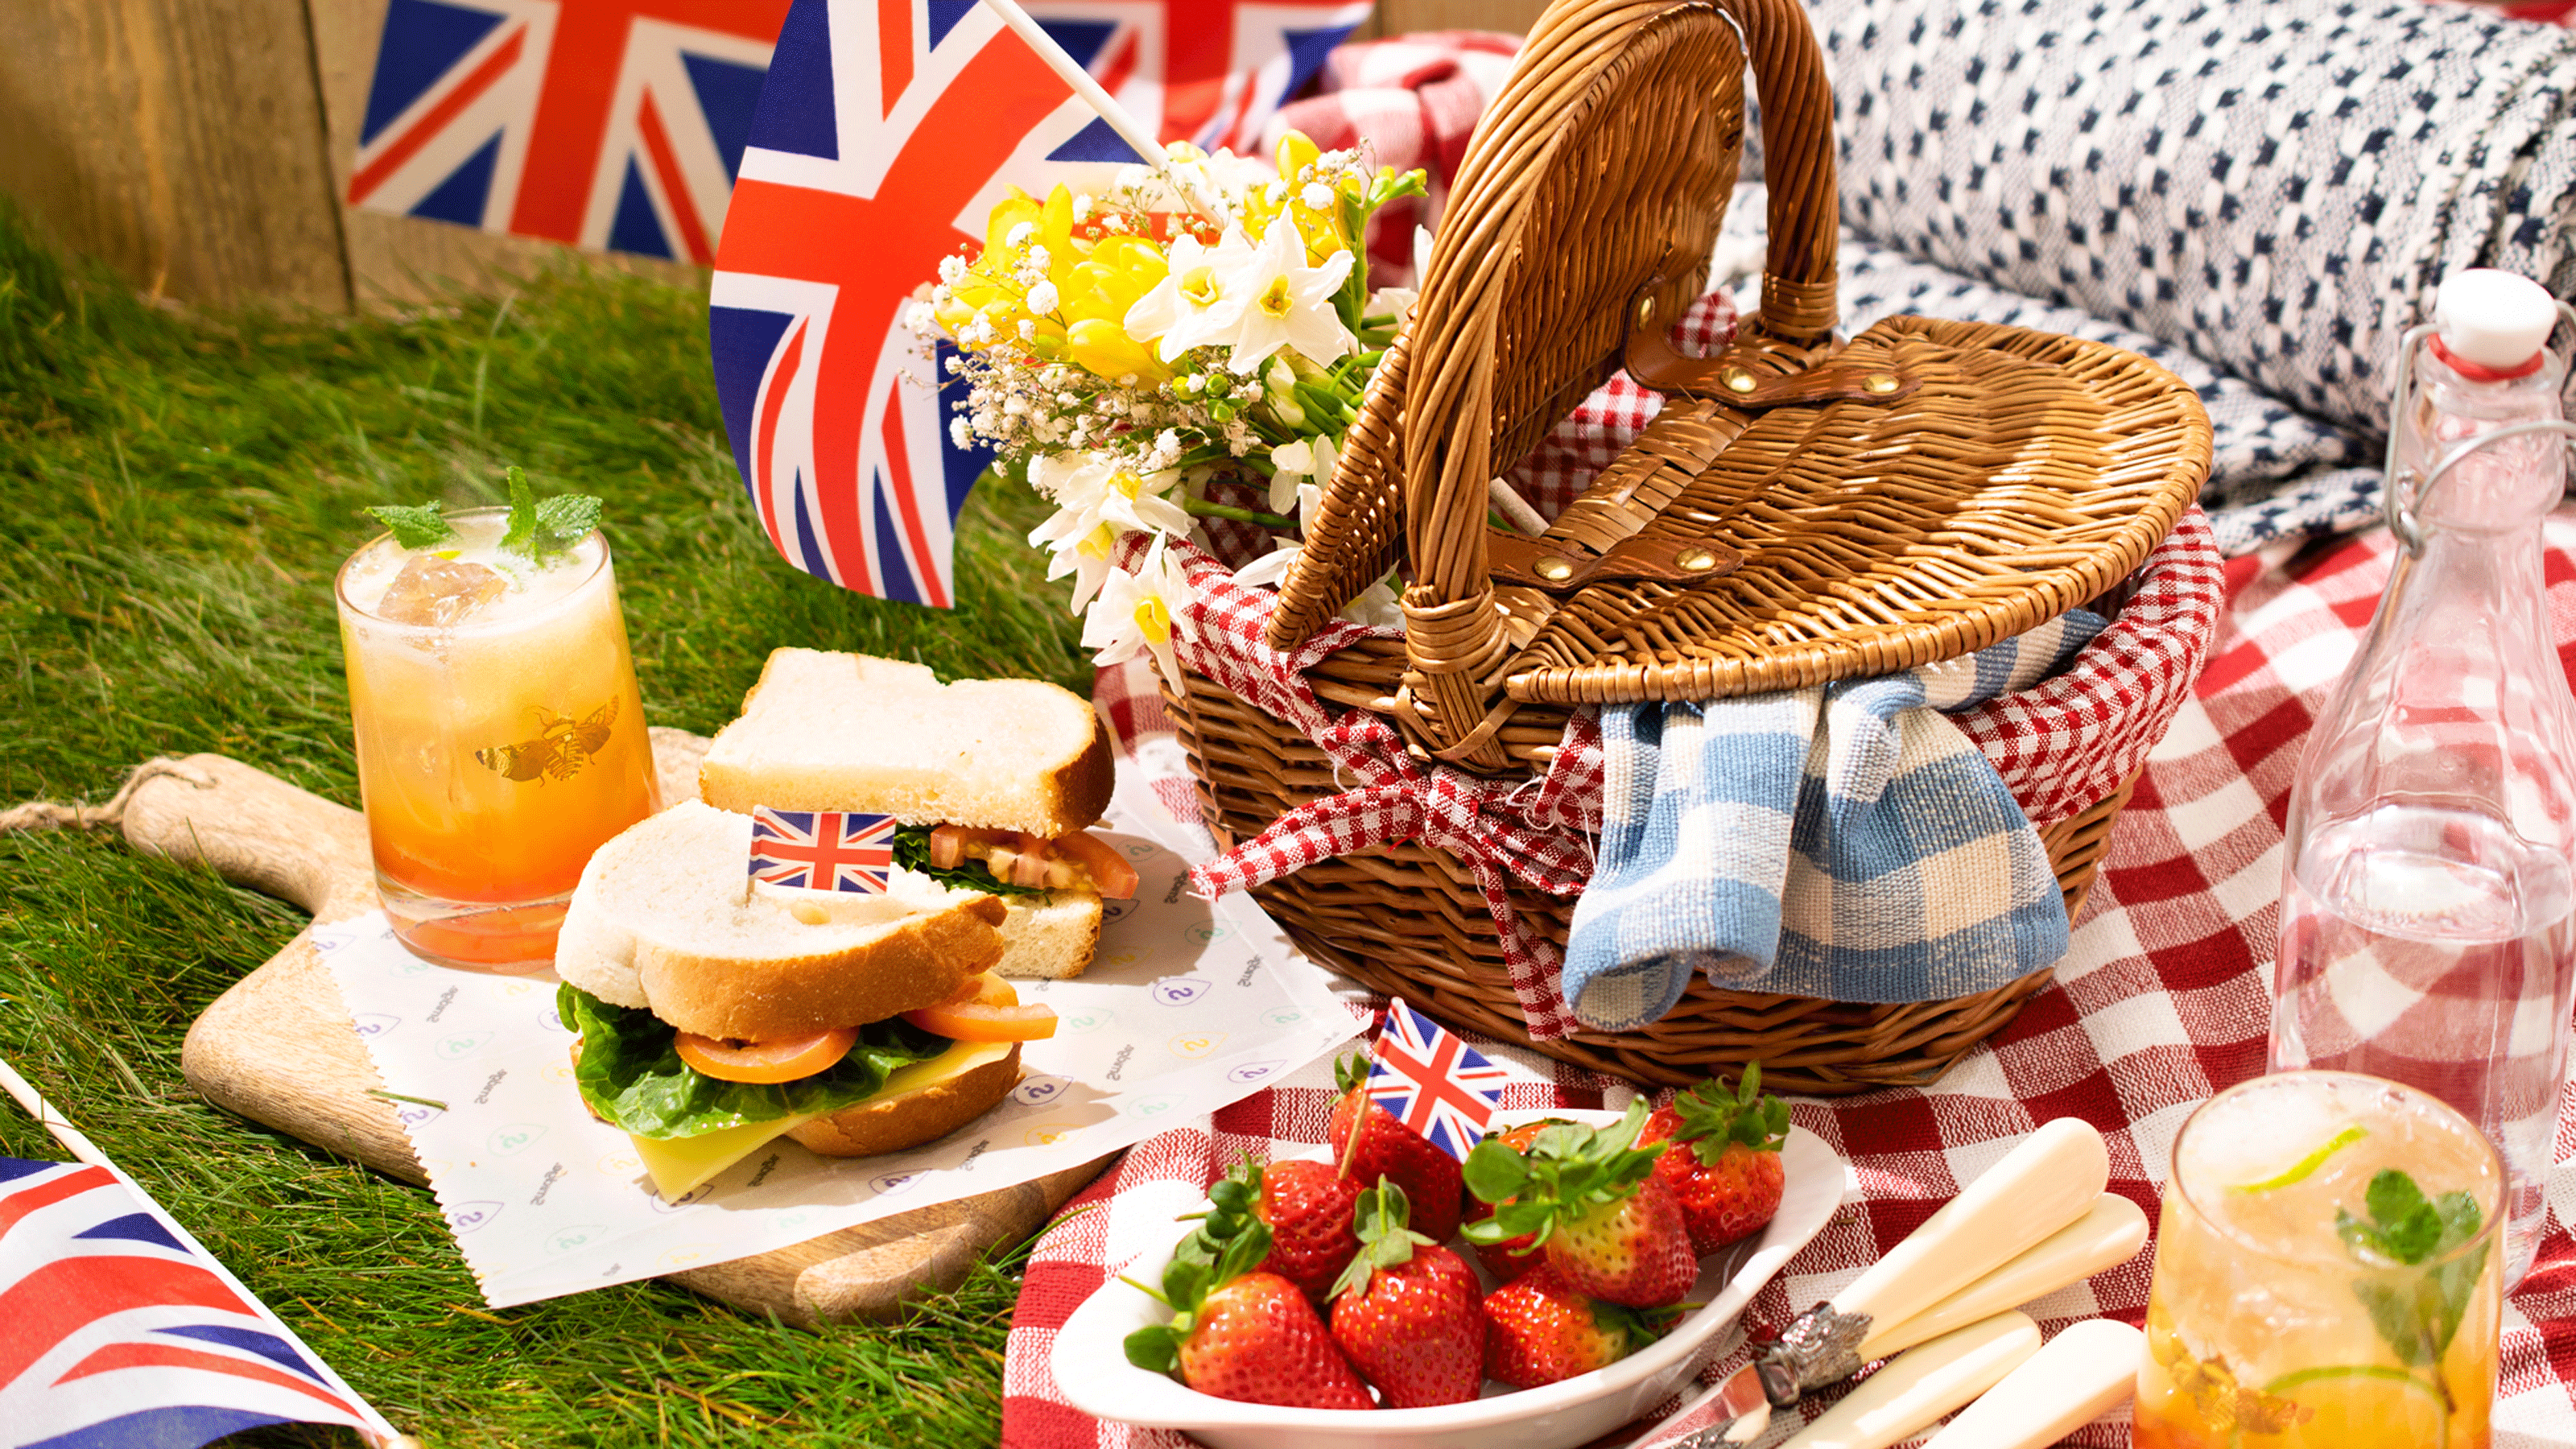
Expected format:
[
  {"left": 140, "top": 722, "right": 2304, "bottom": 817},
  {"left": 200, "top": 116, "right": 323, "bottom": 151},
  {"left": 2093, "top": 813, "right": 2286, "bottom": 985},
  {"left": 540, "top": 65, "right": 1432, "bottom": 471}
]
[
  {"left": 785, "top": 1041, "right": 1023, "bottom": 1157},
  {"left": 993, "top": 891, "right": 1104, "bottom": 980},
  {"left": 555, "top": 799, "right": 1006, "bottom": 1041},
  {"left": 697, "top": 650, "right": 1113, "bottom": 838}
]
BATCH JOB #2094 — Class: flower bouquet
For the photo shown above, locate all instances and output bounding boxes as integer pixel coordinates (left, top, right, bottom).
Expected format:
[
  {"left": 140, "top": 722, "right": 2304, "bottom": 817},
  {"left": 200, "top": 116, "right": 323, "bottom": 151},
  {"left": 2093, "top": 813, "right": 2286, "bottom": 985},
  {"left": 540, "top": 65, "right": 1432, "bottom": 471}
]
[{"left": 910, "top": 134, "right": 1429, "bottom": 685}]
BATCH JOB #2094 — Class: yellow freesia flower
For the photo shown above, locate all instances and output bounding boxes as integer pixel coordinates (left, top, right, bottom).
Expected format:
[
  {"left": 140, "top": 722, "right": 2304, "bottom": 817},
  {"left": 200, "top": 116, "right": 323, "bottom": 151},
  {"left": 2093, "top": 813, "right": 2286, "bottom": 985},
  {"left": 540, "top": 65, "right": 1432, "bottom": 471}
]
[
  {"left": 1060, "top": 235, "right": 1168, "bottom": 324},
  {"left": 1067, "top": 317, "right": 1170, "bottom": 383},
  {"left": 1271, "top": 130, "right": 1350, "bottom": 264}
]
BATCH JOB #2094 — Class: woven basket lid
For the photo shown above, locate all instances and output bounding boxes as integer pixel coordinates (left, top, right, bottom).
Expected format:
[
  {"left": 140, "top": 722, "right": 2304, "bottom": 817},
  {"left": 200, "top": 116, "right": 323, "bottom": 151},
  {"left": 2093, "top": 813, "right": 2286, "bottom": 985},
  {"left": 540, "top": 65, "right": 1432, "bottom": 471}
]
[{"left": 1269, "top": 0, "right": 2211, "bottom": 769}]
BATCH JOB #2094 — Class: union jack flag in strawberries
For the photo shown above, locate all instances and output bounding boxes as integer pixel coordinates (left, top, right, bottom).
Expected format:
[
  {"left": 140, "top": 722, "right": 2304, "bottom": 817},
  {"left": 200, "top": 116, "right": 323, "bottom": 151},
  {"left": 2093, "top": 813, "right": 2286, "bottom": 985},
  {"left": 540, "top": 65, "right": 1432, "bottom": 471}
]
[
  {"left": 1364, "top": 998, "right": 1512, "bottom": 1162},
  {"left": 748, "top": 807, "right": 899, "bottom": 894},
  {"left": 347, "top": 0, "right": 792, "bottom": 262},
  {"left": 0, "top": 1158, "right": 394, "bottom": 1448}
]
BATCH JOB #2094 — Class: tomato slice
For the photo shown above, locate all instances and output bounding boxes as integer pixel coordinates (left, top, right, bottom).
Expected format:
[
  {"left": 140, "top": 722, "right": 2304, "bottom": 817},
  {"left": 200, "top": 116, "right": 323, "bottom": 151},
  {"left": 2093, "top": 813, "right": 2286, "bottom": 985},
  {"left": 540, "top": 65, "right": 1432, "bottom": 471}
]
[
  {"left": 675, "top": 1027, "right": 858, "bottom": 1084},
  {"left": 902, "top": 972, "right": 1059, "bottom": 1042},
  {"left": 1049, "top": 830, "right": 1139, "bottom": 900}
]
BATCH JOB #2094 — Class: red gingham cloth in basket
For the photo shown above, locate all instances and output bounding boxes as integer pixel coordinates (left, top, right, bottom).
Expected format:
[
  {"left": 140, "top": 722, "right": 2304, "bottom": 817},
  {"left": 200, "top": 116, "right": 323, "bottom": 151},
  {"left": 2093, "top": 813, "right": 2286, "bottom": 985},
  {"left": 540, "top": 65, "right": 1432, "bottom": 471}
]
[{"left": 1009, "top": 515, "right": 2576, "bottom": 1449}]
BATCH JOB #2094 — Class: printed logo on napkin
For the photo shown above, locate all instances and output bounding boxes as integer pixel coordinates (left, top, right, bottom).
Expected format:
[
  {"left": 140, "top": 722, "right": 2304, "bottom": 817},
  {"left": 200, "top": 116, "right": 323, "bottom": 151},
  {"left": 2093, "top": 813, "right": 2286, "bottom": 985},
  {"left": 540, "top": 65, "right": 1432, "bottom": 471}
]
[{"left": 316, "top": 770, "right": 1359, "bottom": 1309}]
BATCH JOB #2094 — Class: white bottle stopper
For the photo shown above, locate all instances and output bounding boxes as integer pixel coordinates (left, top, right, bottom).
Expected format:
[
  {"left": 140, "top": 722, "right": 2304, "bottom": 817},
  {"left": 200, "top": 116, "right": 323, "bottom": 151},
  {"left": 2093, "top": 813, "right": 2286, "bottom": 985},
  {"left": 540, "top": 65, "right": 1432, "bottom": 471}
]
[{"left": 2434, "top": 269, "right": 2557, "bottom": 371}]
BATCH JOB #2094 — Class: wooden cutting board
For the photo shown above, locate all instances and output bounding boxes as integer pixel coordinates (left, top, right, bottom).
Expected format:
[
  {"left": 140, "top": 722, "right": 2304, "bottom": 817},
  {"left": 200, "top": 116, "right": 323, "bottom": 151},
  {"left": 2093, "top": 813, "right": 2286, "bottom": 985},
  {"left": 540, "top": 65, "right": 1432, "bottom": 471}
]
[{"left": 129, "top": 738, "right": 1111, "bottom": 1328}]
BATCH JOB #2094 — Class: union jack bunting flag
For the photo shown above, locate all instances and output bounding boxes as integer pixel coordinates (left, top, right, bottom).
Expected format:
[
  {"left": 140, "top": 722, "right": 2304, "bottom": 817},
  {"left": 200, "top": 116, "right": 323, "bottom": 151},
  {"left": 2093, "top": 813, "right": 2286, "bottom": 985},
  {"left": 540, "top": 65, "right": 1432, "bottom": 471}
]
[
  {"left": 0, "top": 1158, "right": 394, "bottom": 1449},
  {"left": 749, "top": 807, "right": 900, "bottom": 894},
  {"left": 347, "top": 0, "right": 793, "bottom": 262},
  {"left": 1364, "top": 997, "right": 1510, "bottom": 1162},
  {"left": 1022, "top": 0, "right": 1373, "bottom": 154}
]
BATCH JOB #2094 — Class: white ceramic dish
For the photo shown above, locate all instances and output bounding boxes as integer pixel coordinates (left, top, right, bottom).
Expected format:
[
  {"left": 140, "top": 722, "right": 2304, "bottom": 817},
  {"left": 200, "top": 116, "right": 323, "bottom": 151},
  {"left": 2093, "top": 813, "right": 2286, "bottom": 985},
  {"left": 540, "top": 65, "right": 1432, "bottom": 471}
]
[{"left": 1052, "top": 1109, "right": 1849, "bottom": 1449}]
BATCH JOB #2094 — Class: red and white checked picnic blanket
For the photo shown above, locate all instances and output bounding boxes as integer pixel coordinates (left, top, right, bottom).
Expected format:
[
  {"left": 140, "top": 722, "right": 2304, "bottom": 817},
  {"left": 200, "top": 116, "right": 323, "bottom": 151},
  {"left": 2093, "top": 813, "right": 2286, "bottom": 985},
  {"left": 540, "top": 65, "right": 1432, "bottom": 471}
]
[{"left": 1004, "top": 514, "right": 2576, "bottom": 1448}]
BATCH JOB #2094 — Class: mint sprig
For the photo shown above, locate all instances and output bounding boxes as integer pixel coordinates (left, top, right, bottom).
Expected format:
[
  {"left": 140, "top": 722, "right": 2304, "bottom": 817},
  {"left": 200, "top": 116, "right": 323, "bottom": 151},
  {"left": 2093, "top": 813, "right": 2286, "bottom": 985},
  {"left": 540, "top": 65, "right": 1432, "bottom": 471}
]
[
  {"left": 497, "top": 465, "right": 604, "bottom": 564},
  {"left": 2339, "top": 1167, "right": 2487, "bottom": 1379},
  {"left": 365, "top": 502, "right": 456, "bottom": 550},
  {"left": 1460, "top": 1099, "right": 1666, "bottom": 1249}
]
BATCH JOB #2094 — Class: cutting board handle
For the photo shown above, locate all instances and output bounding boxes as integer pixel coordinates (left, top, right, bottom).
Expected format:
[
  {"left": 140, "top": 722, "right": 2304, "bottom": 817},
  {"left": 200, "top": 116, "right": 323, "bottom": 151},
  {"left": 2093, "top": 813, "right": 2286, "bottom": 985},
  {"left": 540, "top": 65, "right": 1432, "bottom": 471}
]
[{"left": 120, "top": 754, "right": 379, "bottom": 922}]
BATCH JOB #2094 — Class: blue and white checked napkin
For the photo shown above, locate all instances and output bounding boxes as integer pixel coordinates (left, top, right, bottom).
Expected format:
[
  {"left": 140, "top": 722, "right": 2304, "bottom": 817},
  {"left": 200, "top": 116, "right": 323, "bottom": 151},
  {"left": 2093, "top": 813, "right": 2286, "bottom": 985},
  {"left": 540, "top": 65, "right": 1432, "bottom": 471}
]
[{"left": 1561, "top": 611, "right": 2107, "bottom": 1031}]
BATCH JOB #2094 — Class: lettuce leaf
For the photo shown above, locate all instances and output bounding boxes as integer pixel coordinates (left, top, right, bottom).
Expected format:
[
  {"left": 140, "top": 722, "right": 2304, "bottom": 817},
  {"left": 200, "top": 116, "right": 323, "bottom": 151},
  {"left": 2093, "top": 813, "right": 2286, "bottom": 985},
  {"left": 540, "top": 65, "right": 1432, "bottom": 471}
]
[
  {"left": 890, "top": 824, "right": 1047, "bottom": 897},
  {"left": 559, "top": 985, "right": 950, "bottom": 1139}
]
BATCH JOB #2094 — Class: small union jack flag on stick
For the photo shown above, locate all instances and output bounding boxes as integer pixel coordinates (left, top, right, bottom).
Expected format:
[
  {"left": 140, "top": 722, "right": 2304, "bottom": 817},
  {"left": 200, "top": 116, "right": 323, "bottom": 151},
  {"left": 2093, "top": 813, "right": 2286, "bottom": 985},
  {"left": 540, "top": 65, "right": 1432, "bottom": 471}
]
[
  {"left": 747, "top": 807, "right": 898, "bottom": 894},
  {"left": 0, "top": 1055, "right": 402, "bottom": 1448},
  {"left": 1364, "top": 998, "right": 1512, "bottom": 1163}
]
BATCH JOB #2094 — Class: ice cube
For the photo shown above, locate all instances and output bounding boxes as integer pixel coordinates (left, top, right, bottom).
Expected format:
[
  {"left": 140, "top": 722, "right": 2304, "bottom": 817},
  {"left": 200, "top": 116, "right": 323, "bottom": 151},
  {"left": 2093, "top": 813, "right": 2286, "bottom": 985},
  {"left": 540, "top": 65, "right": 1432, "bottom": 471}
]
[{"left": 375, "top": 553, "right": 509, "bottom": 626}]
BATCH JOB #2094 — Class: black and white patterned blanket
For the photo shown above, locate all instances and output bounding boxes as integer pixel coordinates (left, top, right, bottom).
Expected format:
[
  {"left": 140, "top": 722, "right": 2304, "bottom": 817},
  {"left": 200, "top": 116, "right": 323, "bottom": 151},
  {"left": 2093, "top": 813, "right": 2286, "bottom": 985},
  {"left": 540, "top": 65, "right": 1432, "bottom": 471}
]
[{"left": 1725, "top": 0, "right": 2576, "bottom": 553}]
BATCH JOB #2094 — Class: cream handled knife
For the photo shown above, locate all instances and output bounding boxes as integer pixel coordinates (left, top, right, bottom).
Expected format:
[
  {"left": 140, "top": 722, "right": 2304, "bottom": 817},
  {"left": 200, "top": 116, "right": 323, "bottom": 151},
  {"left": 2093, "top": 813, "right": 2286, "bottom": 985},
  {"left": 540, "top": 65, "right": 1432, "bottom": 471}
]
[
  {"left": 1916, "top": 1319, "right": 2143, "bottom": 1449},
  {"left": 1637, "top": 1117, "right": 2112, "bottom": 1447}
]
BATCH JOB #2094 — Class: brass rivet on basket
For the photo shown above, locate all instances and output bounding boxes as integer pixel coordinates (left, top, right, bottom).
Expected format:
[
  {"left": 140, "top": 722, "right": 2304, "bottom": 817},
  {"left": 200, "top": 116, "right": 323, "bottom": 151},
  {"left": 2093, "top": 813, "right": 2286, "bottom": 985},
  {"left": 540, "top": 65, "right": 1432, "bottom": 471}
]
[
  {"left": 1675, "top": 547, "right": 1719, "bottom": 573},
  {"left": 1722, "top": 367, "right": 1757, "bottom": 394},
  {"left": 1864, "top": 372, "right": 1900, "bottom": 394},
  {"left": 1634, "top": 294, "right": 1657, "bottom": 327},
  {"left": 1534, "top": 555, "right": 1575, "bottom": 582}
]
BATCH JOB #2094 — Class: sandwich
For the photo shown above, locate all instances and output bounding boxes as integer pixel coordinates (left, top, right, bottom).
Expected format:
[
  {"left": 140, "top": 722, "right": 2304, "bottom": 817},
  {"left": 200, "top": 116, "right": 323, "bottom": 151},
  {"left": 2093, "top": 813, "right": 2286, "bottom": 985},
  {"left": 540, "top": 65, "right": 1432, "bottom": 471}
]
[
  {"left": 696, "top": 650, "right": 1139, "bottom": 980},
  {"left": 554, "top": 799, "right": 1059, "bottom": 1199}
]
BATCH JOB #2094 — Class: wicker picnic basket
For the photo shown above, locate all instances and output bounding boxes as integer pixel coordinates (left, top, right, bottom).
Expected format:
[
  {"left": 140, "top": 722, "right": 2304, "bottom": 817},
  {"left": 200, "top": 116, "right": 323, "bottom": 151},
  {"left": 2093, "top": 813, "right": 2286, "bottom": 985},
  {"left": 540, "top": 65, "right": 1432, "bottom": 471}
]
[{"left": 1163, "top": 0, "right": 2215, "bottom": 1093}]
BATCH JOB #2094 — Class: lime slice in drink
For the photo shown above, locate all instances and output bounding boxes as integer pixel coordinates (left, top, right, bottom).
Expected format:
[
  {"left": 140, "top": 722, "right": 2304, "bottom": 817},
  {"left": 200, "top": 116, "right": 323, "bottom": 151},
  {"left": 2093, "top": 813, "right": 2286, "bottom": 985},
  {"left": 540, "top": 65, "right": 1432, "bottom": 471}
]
[
  {"left": 2263, "top": 1364, "right": 2448, "bottom": 1449},
  {"left": 2231, "top": 1123, "right": 2369, "bottom": 1194}
]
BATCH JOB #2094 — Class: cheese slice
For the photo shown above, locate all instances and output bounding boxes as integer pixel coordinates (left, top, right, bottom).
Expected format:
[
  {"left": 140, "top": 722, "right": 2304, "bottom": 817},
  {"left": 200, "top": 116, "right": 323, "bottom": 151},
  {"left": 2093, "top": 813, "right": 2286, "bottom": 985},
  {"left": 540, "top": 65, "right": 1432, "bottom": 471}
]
[{"left": 630, "top": 1037, "right": 1018, "bottom": 1199}]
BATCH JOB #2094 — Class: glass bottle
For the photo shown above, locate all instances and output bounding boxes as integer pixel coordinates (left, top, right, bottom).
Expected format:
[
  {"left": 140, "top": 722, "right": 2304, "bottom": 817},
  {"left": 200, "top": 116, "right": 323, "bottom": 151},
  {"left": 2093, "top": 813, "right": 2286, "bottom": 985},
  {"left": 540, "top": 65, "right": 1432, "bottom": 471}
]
[{"left": 2269, "top": 269, "right": 2576, "bottom": 1290}]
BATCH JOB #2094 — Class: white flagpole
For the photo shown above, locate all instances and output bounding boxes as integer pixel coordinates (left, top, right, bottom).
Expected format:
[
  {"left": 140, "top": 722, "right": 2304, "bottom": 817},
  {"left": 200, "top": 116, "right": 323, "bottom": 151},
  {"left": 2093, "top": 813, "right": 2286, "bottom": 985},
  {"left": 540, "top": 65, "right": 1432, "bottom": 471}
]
[
  {"left": 976, "top": 0, "right": 1167, "bottom": 163},
  {"left": 0, "top": 1053, "right": 416, "bottom": 1448}
]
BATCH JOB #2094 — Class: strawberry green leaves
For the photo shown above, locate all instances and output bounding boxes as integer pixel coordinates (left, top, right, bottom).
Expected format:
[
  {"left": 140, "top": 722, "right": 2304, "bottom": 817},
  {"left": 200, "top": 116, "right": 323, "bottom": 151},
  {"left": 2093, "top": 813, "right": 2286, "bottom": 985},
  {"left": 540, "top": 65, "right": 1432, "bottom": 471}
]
[
  {"left": 1330, "top": 1179, "right": 1432, "bottom": 1302},
  {"left": 1461, "top": 1099, "right": 1666, "bottom": 1249},
  {"left": 365, "top": 501, "right": 456, "bottom": 549},
  {"left": 1671, "top": 1063, "right": 1791, "bottom": 1167},
  {"left": 1122, "top": 1189, "right": 1274, "bottom": 1373}
]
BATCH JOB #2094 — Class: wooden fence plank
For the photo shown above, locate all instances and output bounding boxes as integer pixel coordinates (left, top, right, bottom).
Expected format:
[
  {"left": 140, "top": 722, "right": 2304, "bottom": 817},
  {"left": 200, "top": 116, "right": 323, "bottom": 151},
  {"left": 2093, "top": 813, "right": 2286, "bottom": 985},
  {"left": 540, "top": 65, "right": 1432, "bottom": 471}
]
[{"left": 0, "top": 0, "right": 351, "bottom": 309}]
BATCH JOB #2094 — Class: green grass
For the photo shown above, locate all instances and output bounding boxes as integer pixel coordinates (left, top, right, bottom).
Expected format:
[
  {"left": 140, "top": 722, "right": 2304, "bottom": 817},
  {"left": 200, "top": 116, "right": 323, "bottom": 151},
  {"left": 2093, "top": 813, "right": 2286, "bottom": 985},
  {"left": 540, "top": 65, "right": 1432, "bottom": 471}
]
[{"left": 0, "top": 201, "right": 1090, "bottom": 1447}]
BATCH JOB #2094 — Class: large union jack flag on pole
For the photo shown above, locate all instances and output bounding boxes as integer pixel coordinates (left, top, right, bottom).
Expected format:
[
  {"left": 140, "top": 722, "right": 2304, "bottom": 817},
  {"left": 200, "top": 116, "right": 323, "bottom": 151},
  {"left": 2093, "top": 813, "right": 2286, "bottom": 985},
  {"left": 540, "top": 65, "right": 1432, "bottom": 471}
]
[
  {"left": 0, "top": 1157, "right": 397, "bottom": 1449},
  {"left": 1364, "top": 997, "right": 1510, "bottom": 1162},
  {"left": 348, "top": 0, "right": 793, "bottom": 262},
  {"left": 706, "top": 0, "right": 1364, "bottom": 607},
  {"left": 749, "top": 807, "right": 901, "bottom": 894}
]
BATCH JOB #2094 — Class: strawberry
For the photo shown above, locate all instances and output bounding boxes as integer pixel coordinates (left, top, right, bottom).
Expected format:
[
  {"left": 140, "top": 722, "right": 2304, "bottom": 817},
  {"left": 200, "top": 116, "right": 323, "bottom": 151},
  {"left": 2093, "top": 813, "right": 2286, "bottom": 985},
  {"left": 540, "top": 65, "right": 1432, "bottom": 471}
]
[
  {"left": 1125, "top": 1188, "right": 1375, "bottom": 1410},
  {"left": 1328, "top": 1179, "right": 1486, "bottom": 1407},
  {"left": 1461, "top": 1100, "right": 1695, "bottom": 1307},
  {"left": 1480, "top": 1269, "right": 1674, "bottom": 1389},
  {"left": 1238, "top": 1157, "right": 1363, "bottom": 1299},
  {"left": 1328, "top": 1052, "right": 1465, "bottom": 1243},
  {"left": 1463, "top": 1119, "right": 1567, "bottom": 1283},
  {"left": 1642, "top": 1064, "right": 1792, "bottom": 1254}
]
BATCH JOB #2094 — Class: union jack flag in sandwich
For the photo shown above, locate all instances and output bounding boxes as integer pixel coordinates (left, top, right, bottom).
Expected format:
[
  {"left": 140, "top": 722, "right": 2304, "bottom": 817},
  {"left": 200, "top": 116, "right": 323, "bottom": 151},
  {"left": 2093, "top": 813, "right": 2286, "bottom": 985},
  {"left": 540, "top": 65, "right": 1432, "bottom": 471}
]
[
  {"left": 346, "top": 0, "right": 793, "bottom": 262},
  {"left": 1364, "top": 998, "right": 1512, "bottom": 1162},
  {"left": 0, "top": 1158, "right": 394, "bottom": 1449},
  {"left": 748, "top": 807, "right": 900, "bottom": 894}
]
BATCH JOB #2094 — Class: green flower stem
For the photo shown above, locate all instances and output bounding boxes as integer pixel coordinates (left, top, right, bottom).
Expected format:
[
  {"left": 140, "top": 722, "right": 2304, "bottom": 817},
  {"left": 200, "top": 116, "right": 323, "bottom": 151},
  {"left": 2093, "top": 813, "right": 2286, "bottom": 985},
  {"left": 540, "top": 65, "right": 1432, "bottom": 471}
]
[{"left": 1181, "top": 498, "right": 1294, "bottom": 530}]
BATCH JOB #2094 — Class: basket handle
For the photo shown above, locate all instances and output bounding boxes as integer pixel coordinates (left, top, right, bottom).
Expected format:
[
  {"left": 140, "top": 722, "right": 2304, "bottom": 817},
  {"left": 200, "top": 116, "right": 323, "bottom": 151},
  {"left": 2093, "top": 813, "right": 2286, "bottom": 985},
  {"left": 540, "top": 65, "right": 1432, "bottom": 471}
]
[{"left": 1396, "top": 0, "right": 1843, "bottom": 768}]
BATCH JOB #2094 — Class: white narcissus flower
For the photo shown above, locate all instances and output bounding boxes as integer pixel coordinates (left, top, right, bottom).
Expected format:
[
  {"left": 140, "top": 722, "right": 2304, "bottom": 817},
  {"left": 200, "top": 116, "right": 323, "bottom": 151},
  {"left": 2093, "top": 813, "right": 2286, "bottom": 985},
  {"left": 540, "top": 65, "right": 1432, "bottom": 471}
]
[
  {"left": 1342, "top": 572, "right": 1404, "bottom": 630},
  {"left": 1085, "top": 536, "right": 1197, "bottom": 691},
  {"left": 1026, "top": 453, "right": 1194, "bottom": 569},
  {"left": 1230, "top": 539, "right": 1302, "bottom": 590},
  {"left": 1204, "top": 220, "right": 1354, "bottom": 375},
  {"left": 1265, "top": 433, "right": 1338, "bottom": 514},
  {"left": 1122, "top": 231, "right": 1259, "bottom": 362}
]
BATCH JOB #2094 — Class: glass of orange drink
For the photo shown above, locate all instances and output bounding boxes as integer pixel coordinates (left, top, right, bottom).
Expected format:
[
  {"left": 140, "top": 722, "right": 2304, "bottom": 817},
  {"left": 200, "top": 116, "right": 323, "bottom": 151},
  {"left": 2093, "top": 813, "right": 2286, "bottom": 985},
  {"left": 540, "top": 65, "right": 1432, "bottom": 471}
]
[
  {"left": 335, "top": 505, "right": 659, "bottom": 971},
  {"left": 2136, "top": 1070, "right": 2503, "bottom": 1449}
]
